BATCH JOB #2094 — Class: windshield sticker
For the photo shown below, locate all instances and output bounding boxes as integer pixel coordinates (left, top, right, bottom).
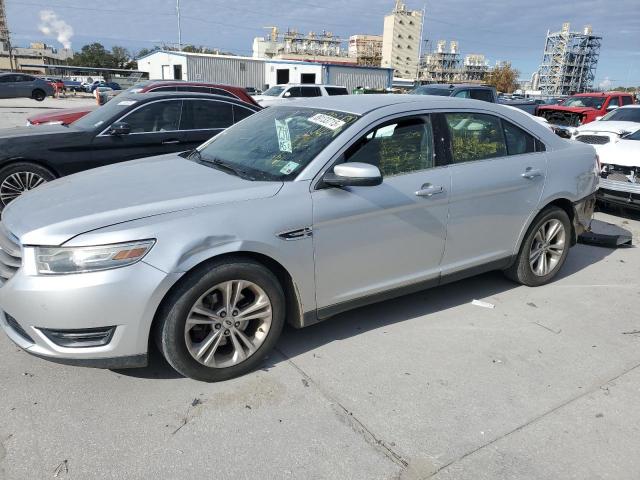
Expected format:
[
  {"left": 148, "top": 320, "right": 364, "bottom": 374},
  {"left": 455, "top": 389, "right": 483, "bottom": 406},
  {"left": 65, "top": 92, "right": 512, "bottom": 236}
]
[
  {"left": 118, "top": 100, "right": 137, "bottom": 106},
  {"left": 275, "top": 119, "right": 293, "bottom": 153},
  {"left": 308, "top": 113, "right": 346, "bottom": 131},
  {"left": 280, "top": 161, "right": 299, "bottom": 175}
]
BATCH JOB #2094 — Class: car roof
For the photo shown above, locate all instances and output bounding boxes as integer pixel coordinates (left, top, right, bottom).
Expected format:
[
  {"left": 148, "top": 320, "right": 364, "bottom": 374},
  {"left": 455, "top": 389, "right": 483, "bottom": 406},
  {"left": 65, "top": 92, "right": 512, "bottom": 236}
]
[
  {"left": 574, "top": 91, "right": 631, "bottom": 96},
  {"left": 274, "top": 84, "right": 347, "bottom": 88},
  {"left": 286, "top": 94, "right": 501, "bottom": 115},
  {"left": 118, "top": 91, "right": 260, "bottom": 107},
  {"left": 417, "top": 83, "right": 492, "bottom": 89}
]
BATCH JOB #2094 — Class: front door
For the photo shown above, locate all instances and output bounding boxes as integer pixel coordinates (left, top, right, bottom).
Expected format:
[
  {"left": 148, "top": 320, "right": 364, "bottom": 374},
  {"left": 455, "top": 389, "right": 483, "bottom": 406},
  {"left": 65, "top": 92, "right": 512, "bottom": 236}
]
[
  {"left": 312, "top": 114, "right": 451, "bottom": 311},
  {"left": 439, "top": 111, "right": 548, "bottom": 275},
  {"left": 90, "top": 99, "right": 187, "bottom": 168}
]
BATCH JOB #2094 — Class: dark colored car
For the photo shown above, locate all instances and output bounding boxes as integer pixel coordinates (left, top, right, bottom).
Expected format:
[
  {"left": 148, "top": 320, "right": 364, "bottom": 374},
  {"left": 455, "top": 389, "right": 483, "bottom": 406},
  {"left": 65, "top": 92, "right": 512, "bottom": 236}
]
[
  {"left": 0, "top": 73, "right": 55, "bottom": 101},
  {"left": 90, "top": 81, "right": 122, "bottom": 92},
  {"left": 27, "top": 81, "right": 260, "bottom": 126},
  {"left": 0, "top": 92, "right": 260, "bottom": 209},
  {"left": 411, "top": 84, "right": 497, "bottom": 103}
]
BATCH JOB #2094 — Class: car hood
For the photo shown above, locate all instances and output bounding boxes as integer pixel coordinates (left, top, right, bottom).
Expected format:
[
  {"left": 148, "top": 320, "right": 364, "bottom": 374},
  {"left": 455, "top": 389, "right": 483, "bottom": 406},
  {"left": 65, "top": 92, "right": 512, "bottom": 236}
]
[
  {"left": 598, "top": 139, "right": 640, "bottom": 167},
  {"left": 538, "top": 105, "right": 595, "bottom": 115},
  {"left": 2, "top": 154, "right": 284, "bottom": 245},
  {"left": 576, "top": 121, "right": 640, "bottom": 136},
  {"left": 0, "top": 125, "right": 89, "bottom": 157}
]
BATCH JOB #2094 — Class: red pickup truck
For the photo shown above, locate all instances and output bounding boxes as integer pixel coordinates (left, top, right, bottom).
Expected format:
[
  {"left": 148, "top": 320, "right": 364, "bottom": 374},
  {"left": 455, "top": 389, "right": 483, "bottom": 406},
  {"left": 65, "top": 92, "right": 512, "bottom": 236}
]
[{"left": 536, "top": 92, "right": 636, "bottom": 131}]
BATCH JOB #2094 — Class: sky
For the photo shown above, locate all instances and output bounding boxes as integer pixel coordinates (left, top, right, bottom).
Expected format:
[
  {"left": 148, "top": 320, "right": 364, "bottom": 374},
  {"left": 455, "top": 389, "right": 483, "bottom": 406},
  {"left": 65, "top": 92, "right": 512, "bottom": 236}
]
[{"left": 6, "top": 0, "right": 640, "bottom": 86}]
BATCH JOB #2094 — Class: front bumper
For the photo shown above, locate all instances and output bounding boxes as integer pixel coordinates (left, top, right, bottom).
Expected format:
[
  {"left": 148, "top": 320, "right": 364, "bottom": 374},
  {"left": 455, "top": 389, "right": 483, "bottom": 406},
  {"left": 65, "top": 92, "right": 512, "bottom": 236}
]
[
  {"left": 0, "top": 261, "right": 182, "bottom": 368},
  {"left": 597, "top": 177, "right": 640, "bottom": 210}
]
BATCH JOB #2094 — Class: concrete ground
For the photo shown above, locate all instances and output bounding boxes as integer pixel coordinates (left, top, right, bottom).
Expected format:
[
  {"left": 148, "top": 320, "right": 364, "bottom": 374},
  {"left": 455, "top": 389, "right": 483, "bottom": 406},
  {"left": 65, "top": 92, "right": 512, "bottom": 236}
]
[{"left": 1, "top": 100, "right": 639, "bottom": 480}]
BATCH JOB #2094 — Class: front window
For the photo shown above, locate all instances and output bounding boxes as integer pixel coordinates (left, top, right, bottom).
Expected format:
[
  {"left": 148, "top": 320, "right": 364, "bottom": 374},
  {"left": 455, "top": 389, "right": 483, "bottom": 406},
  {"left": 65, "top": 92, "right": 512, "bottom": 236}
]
[
  {"left": 600, "top": 108, "right": 640, "bottom": 123},
  {"left": 195, "top": 107, "right": 359, "bottom": 181},
  {"left": 262, "top": 86, "right": 286, "bottom": 97},
  {"left": 73, "top": 98, "right": 141, "bottom": 130},
  {"left": 563, "top": 96, "right": 607, "bottom": 109}
]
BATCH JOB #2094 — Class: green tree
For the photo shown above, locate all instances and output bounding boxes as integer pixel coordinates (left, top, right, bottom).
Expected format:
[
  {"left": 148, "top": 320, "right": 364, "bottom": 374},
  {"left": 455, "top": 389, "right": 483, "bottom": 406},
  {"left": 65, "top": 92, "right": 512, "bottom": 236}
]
[
  {"left": 111, "top": 46, "right": 136, "bottom": 69},
  {"left": 71, "top": 43, "right": 117, "bottom": 68},
  {"left": 486, "top": 62, "right": 520, "bottom": 93}
]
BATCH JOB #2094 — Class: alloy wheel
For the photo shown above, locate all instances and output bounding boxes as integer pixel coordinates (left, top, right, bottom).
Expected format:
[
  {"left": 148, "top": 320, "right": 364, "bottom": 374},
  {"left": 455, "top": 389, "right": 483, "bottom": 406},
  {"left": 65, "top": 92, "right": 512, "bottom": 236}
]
[
  {"left": 0, "top": 172, "right": 47, "bottom": 206},
  {"left": 184, "top": 280, "right": 273, "bottom": 368},
  {"left": 529, "top": 219, "right": 566, "bottom": 277}
]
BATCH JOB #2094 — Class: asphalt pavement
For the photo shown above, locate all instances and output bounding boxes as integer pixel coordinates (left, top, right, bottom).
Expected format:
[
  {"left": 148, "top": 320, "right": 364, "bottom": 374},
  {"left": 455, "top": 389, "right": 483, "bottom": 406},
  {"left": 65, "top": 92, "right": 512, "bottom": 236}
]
[{"left": 1, "top": 99, "right": 639, "bottom": 480}]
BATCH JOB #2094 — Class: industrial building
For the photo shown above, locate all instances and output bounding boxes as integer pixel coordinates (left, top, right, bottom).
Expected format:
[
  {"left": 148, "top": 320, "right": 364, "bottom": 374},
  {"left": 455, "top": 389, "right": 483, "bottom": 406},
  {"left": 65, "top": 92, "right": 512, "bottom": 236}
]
[
  {"left": 0, "top": 0, "right": 8, "bottom": 52},
  {"left": 137, "top": 50, "right": 393, "bottom": 92},
  {"left": 381, "top": 0, "right": 423, "bottom": 79},
  {"left": 419, "top": 40, "right": 488, "bottom": 84},
  {"left": 536, "top": 23, "right": 602, "bottom": 95},
  {"left": 252, "top": 27, "right": 354, "bottom": 65},
  {"left": 348, "top": 35, "right": 383, "bottom": 67},
  {"left": 0, "top": 42, "right": 73, "bottom": 73}
]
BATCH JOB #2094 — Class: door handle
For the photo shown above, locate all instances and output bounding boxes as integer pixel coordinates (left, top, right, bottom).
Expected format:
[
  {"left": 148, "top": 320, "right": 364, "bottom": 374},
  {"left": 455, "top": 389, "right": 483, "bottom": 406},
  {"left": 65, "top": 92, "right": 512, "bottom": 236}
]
[
  {"left": 162, "top": 139, "right": 181, "bottom": 145},
  {"left": 521, "top": 168, "right": 543, "bottom": 180},
  {"left": 415, "top": 184, "right": 444, "bottom": 197}
]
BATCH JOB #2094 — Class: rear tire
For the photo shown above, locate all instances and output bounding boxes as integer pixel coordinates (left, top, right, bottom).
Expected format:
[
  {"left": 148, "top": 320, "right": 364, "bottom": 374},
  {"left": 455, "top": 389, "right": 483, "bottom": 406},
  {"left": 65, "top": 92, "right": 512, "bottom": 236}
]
[
  {"left": 0, "top": 162, "right": 56, "bottom": 211},
  {"left": 155, "top": 257, "right": 285, "bottom": 382},
  {"left": 32, "top": 89, "right": 46, "bottom": 101},
  {"left": 504, "top": 206, "right": 571, "bottom": 286}
]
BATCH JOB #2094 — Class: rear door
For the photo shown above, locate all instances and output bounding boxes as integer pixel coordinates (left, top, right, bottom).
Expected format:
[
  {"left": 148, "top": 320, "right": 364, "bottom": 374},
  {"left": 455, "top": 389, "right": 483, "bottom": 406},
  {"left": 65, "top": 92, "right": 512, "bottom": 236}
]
[
  {"left": 438, "top": 111, "right": 548, "bottom": 276},
  {"left": 90, "top": 99, "right": 186, "bottom": 167},
  {"left": 312, "top": 114, "right": 451, "bottom": 310}
]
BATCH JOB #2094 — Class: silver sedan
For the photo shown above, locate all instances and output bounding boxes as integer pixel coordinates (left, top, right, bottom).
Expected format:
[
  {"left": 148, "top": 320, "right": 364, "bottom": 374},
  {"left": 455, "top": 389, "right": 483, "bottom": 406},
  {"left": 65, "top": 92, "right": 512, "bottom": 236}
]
[{"left": 0, "top": 95, "right": 599, "bottom": 381}]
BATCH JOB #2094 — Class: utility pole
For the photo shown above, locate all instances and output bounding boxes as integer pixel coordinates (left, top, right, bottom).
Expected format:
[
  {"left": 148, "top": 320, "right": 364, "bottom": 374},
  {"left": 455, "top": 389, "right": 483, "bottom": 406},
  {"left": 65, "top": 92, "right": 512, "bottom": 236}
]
[{"left": 176, "top": 0, "right": 182, "bottom": 51}]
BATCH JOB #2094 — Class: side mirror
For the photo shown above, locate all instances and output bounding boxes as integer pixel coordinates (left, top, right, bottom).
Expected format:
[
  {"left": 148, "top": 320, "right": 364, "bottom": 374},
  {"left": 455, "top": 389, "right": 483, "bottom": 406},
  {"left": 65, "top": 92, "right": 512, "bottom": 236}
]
[
  {"left": 606, "top": 105, "right": 618, "bottom": 111},
  {"left": 323, "top": 162, "right": 382, "bottom": 187},
  {"left": 283, "top": 91, "right": 292, "bottom": 98},
  {"left": 109, "top": 122, "right": 131, "bottom": 136}
]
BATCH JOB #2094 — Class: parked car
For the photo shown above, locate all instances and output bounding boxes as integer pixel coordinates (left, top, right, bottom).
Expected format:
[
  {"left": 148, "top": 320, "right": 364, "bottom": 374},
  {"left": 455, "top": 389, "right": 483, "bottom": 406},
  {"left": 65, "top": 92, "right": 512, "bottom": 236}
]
[
  {"left": 253, "top": 84, "right": 349, "bottom": 107},
  {"left": 572, "top": 105, "right": 640, "bottom": 148},
  {"left": 0, "top": 95, "right": 598, "bottom": 381},
  {"left": 43, "top": 78, "right": 65, "bottom": 92},
  {"left": 63, "top": 80, "right": 84, "bottom": 92},
  {"left": 27, "top": 81, "right": 261, "bottom": 126},
  {"left": 90, "top": 81, "right": 121, "bottom": 92},
  {"left": 597, "top": 128, "right": 640, "bottom": 210},
  {"left": 0, "top": 73, "right": 54, "bottom": 101},
  {"left": 0, "top": 92, "right": 260, "bottom": 209},
  {"left": 537, "top": 92, "right": 636, "bottom": 136},
  {"left": 411, "top": 83, "right": 498, "bottom": 103}
]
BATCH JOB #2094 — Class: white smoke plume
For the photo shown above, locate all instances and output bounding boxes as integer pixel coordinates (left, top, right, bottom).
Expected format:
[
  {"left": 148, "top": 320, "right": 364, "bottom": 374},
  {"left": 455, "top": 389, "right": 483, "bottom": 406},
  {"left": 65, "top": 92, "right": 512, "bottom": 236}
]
[{"left": 38, "top": 10, "right": 74, "bottom": 50}]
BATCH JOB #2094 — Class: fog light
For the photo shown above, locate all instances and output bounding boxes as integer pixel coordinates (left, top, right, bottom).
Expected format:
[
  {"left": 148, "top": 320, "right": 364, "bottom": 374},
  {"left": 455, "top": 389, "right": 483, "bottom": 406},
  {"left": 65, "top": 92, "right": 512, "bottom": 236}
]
[{"left": 39, "top": 326, "right": 116, "bottom": 348}]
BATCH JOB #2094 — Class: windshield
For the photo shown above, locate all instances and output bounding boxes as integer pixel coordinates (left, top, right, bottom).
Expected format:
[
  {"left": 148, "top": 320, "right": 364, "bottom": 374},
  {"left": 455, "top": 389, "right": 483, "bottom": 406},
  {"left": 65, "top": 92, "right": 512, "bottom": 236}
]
[
  {"left": 563, "top": 96, "right": 607, "bottom": 109},
  {"left": 262, "top": 86, "right": 286, "bottom": 97},
  {"left": 72, "top": 98, "right": 139, "bottom": 130},
  {"left": 410, "top": 86, "right": 452, "bottom": 96},
  {"left": 196, "top": 106, "right": 359, "bottom": 181},
  {"left": 600, "top": 108, "right": 640, "bottom": 122}
]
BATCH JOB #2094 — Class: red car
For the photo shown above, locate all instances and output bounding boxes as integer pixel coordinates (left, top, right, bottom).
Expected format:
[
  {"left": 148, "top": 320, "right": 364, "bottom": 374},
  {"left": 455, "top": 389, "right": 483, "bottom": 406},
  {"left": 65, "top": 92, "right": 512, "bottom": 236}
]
[
  {"left": 536, "top": 91, "right": 636, "bottom": 129},
  {"left": 27, "top": 81, "right": 260, "bottom": 126}
]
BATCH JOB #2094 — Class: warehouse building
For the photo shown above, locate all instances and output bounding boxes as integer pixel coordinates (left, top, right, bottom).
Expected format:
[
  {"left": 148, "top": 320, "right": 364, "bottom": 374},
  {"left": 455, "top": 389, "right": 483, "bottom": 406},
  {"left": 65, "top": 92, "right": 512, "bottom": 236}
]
[{"left": 137, "top": 50, "right": 393, "bottom": 92}]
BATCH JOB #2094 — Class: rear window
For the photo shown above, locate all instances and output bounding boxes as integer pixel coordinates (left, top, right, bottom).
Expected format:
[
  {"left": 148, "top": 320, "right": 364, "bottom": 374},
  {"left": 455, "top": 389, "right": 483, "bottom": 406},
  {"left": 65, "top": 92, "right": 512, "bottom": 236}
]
[
  {"left": 325, "top": 87, "right": 349, "bottom": 96},
  {"left": 470, "top": 89, "right": 494, "bottom": 103},
  {"left": 411, "top": 86, "right": 452, "bottom": 96}
]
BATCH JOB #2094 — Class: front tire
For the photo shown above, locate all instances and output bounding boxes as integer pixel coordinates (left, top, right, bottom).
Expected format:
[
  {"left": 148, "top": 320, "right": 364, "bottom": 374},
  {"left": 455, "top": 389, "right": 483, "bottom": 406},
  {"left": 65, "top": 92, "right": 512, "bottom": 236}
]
[
  {"left": 505, "top": 206, "right": 571, "bottom": 286},
  {"left": 0, "top": 162, "right": 56, "bottom": 211},
  {"left": 156, "top": 258, "right": 285, "bottom": 382}
]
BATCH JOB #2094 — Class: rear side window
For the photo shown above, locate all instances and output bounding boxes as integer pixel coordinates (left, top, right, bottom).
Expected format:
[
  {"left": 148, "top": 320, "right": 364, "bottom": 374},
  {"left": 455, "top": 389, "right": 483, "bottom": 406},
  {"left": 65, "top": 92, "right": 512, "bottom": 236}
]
[
  {"left": 621, "top": 96, "right": 633, "bottom": 106},
  {"left": 300, "top": 87, "right": 321, "bottom": 97},
  {"left": 233, "top": 105, "right": 254, "bottom": 123},
  {"left": 502, "top": 120, "right": 536, "bottom": 155},
  {"left": 470, "top": 89, "right": 494, "bottom": 103},
  {"left": 182, "top": 100, "right": 233, "bottom": 130},
  {"left": 325, "top": 87, "right": 348, "bottom": 96},
  {"left": 445, "top": 113, "right": 507, "bottom": 163}
]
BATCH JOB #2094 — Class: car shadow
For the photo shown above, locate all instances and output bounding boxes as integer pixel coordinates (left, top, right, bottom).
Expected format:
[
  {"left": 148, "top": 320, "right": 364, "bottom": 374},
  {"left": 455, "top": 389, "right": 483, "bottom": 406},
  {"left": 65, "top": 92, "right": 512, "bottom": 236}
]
[{"left": 115, "top": 242, "right": 616, "bottom": 380}]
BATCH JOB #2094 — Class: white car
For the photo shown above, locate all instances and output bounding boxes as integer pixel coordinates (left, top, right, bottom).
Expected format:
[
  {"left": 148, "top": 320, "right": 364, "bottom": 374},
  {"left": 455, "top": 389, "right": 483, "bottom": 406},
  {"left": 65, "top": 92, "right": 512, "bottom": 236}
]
[
  {"left": 598, "top": 128, "right": 640, "bottom": 210},
  {"left": 572, "top": 105, "right": 640, "bottom": 150},
  {"left": 253, "top": 84, "right": 349, "bottom": 107}
]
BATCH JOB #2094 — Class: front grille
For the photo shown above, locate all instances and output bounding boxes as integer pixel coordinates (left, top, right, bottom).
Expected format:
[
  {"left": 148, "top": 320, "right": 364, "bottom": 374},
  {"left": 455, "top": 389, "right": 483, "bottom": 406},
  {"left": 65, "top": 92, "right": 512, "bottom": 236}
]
[
  {"left": 576, "top": 135, "right": 610, "bottom": 145},
  {"left": 5, "top": 314, "right": 34, "bottom": 343},
  {"left": 0, "top": 223, "right": 21, "bottom": 282}
]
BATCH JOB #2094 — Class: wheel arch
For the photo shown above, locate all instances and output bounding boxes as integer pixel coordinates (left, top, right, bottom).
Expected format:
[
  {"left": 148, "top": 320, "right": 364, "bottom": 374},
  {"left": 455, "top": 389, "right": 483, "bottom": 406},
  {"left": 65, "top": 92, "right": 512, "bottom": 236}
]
[
  {"left": 149, "top": 250, "right": 306, "bottom": 349},
  {"left": 0, "top": 158, "right": 60, "bottom": 178}
]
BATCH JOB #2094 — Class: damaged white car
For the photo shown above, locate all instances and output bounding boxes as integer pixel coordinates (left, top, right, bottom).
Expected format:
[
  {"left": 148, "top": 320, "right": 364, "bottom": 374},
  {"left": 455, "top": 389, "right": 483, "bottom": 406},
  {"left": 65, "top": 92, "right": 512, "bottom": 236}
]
[
  {"left": 573, "top": 105, "right": 640, "bottom": 150},
  {"left": 598, "top": 128, "right": 640, "bottom": 210}
]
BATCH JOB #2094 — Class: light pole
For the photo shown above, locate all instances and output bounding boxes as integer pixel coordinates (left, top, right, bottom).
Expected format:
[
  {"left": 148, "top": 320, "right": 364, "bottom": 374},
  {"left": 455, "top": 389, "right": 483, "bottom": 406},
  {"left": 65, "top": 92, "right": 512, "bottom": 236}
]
[{"left": 176, "top": 0, "right": 182, "bottom": 51}]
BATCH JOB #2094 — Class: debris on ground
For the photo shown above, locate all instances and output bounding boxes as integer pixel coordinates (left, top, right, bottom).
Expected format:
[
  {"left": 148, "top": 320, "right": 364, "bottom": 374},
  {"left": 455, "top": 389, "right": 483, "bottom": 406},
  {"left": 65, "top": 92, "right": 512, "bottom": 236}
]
[
  {"left": 53, "top": 460, "right": 68, "bottom": 477},
  {"left": 191, "top": 398, "right": 202, "bottom": 407},
  {"left": 527, "top": 302, "right": 538, "bottom": 308},
  {"left": 622, "top": 330, "right": 640, "bottom": 335},
  {"left": 533, "top": 321, "right": 562, "bottom": 335},
  {"left": 472, "top": 299, "right": 495, "bottom": 309},
  {"left": 301, "top": 379, "right": 310, "bottom": 388},
  {"left": 173, "top": 399, "right": 203, "bottom": 435},
  {"left": 578, "top": 231, "right": 632, "bottom": 248}
]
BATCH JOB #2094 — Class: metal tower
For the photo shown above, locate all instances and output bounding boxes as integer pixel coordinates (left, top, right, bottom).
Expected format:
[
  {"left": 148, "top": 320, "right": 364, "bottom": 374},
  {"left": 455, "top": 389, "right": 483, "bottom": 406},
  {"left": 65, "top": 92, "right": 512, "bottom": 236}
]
[
  {"left": 537, "top": 23, "right": 602, "bottom": 95},
  {"left": 0, "top": 0, "right": 10, "bottom": 52}
]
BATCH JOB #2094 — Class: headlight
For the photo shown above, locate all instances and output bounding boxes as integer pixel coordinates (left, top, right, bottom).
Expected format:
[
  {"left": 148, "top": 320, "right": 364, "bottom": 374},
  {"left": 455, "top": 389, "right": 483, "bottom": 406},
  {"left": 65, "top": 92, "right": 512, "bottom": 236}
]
[{"left": 34, "top": 240, "right": 155, "bottom": 275}]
